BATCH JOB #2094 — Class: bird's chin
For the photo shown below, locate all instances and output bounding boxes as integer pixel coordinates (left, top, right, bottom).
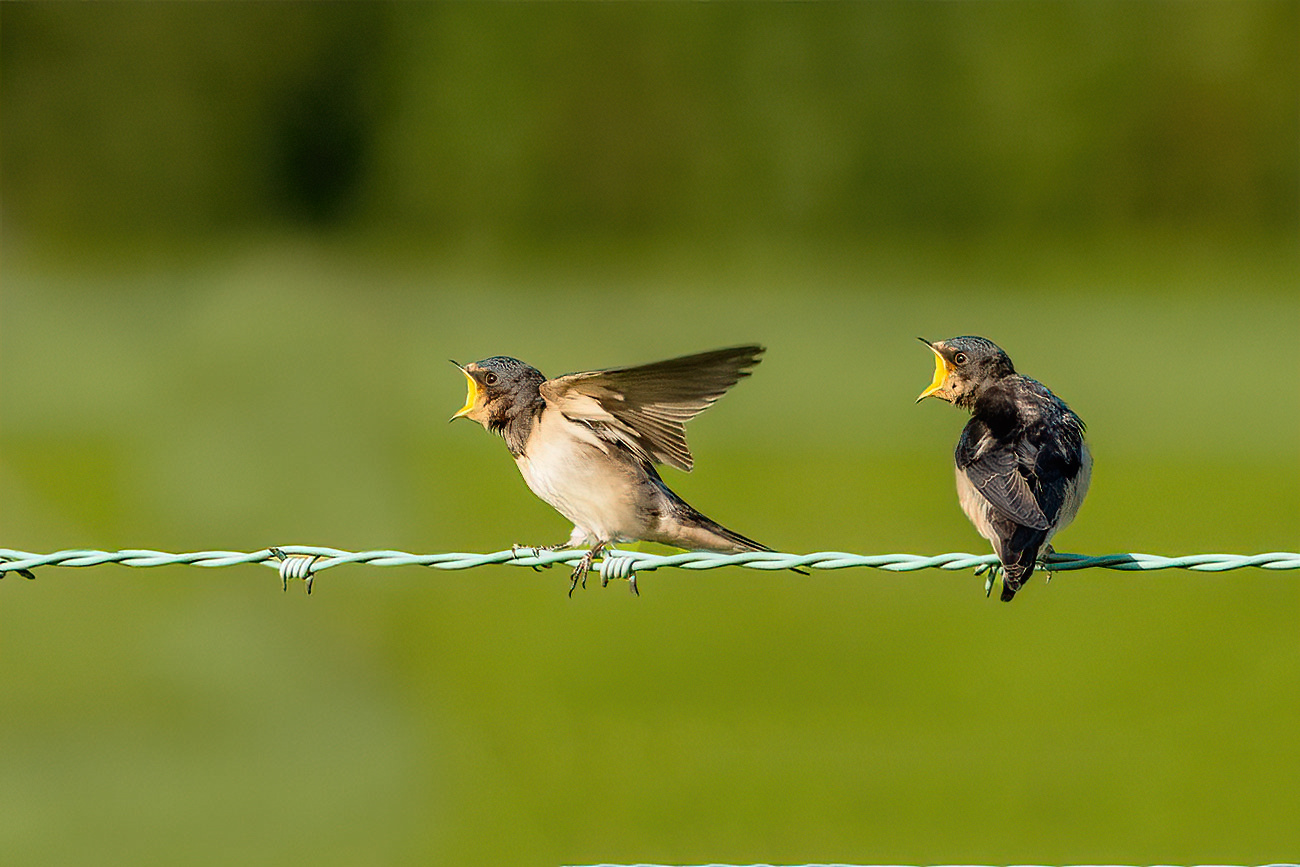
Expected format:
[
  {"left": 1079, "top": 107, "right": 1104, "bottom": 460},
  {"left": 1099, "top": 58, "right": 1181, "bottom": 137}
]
[
  {"left": 916, "top": 383, "right": 955, "bottom": 404},
  {"left": 918, "top": 391, "right": 953, "bottom": 404},
  {"left": 450, "top": 408, "right": 489, "bottom": 427}
]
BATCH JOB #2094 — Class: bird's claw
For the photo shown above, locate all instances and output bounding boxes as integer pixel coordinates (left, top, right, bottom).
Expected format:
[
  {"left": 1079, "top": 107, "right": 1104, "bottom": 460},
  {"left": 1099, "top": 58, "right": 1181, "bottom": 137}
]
[
  {"left": 566, "top": 544, "right": 603, "bottom": 597},
  {"left": 567, "top": 560, "right": 589, "bottom": 596},
  {"left": 510, "top": 544, "right": 544, "bottom": 572},
  {"left": 980, "top": 563, "right": 1003, "bottom": 598},
  {"left": 512, "top": 542, "right": 568, "bottom": 572}
]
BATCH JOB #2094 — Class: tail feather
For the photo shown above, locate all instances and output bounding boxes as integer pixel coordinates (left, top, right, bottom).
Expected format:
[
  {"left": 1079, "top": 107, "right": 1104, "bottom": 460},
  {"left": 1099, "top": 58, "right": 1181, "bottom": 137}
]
[
  {"left": 996, "top": 525, "right": 1048, "bottom": 601},
  {"left": 642, "top": 467, "right": 806, "bottom": 572},
  {"left": 642, "top": 470, "right": 768, "bottom": 552},
  {"left": 663, "top": 500, "right": 811, "bottom": 576},
  {"left": 664, "top": 499, "right": 770, "bottom": 553}
]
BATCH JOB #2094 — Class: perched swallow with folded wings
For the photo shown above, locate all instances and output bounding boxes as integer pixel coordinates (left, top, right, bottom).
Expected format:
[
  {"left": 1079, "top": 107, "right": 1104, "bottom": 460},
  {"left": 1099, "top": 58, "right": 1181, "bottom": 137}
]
[
  {"left": 452, "top": 346, "right": 771, "bottom": 594},
  {"left": 917, "top": 336, "right": 1091, "bottom": 601}
]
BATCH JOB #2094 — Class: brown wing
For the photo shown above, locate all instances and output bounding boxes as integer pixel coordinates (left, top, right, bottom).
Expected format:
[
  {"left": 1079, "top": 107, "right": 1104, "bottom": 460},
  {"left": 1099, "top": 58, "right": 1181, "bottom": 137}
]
[{"left": 539, "top": 345, "right": 764, "bottom": 471}]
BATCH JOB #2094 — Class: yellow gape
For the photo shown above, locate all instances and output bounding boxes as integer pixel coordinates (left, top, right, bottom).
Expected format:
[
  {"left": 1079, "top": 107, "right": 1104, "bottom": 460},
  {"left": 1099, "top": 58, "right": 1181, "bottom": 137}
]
[
  {"left": 917, "top": 345, "right": 952, "bottom": 402},
  {"left": 452, "top": 367, "right": 480, "bottom": 420}
]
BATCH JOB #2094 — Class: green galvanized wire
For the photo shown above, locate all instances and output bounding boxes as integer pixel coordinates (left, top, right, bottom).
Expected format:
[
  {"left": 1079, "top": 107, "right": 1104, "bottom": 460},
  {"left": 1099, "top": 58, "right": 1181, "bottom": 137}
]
[{"left": 2, "top": 547, "right": 1297, "bottom": 593}]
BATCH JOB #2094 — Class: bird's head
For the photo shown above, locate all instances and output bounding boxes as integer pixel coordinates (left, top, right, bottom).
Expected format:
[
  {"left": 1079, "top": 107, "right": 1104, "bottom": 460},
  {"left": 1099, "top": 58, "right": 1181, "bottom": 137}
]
[
  {"left": 915, "top": 336, "right": 1015, "bottom": 408},
  {"left": 450, "top": 356, "right": 545, "bottom": 428}
]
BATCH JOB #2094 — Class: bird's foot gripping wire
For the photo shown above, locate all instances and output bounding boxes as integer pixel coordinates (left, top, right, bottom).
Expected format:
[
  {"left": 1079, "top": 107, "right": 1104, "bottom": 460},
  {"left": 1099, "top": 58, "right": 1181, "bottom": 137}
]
[
  {"left": 1039, "top": 545, "right": 1056, "bottom": 584},
  {"left": 511, "top": 542, "right": 568, "bottom": 572},
  {"left": 974, "top": 561, "right": 1004, "bottom": 598},
  {"left": 568, "top": 542, "right": 606, "bottom": 597}
]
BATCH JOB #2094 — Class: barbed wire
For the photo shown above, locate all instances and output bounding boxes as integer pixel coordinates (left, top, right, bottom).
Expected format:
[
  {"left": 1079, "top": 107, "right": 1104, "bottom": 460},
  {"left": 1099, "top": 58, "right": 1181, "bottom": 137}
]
[{"left": 2, "top": 547, "right": 1297, "bottom": 594}]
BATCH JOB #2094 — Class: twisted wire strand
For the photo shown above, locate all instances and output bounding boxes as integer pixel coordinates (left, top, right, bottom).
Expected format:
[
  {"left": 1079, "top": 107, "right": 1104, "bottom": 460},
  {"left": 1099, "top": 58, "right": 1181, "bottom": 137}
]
[{"left": 3, "top": 547, "right": 1298, "bottom": 591}]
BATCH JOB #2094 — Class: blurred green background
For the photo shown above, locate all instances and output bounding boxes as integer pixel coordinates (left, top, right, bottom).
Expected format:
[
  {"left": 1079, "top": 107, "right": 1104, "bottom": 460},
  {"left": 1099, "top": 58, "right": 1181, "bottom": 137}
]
[{"left": 2, "top": 3, "right": 1298, "bottom": 865}]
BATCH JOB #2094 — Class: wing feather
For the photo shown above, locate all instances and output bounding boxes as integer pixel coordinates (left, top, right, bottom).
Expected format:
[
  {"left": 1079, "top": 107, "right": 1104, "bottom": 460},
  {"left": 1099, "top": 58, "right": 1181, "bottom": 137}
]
[
  {"left": 539, "top": 345, "right": 764, "bottom": 471},
  {"left": 956, "top": 424, "right": 1051, "bottom": 531}
]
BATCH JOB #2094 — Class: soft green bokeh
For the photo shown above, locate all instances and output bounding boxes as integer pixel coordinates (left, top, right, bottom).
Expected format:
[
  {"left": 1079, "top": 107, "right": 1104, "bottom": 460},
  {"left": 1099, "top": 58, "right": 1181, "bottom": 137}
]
[{"left": 2, "top": 3, "right": 1298, "bottom": 866}]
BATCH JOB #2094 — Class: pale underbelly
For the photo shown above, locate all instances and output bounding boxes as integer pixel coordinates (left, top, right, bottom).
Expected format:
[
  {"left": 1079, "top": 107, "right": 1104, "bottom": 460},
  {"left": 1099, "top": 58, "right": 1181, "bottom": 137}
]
[{"left": 516, "top": 446, "right": 649, "bottom": 543}]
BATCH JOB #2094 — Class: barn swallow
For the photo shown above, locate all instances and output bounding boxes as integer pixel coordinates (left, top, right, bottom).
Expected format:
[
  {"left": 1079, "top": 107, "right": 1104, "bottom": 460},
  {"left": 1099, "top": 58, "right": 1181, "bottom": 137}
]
[
  {"left": 452, "top": 346, "right": 772, "bottom": 594},
  {"left": 917, "top": 336, "right": 1091, "bottom": 601}
]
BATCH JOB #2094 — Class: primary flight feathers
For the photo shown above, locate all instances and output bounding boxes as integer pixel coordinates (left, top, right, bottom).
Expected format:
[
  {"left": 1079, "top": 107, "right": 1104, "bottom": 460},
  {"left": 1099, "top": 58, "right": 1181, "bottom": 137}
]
[{"left": 540, "top": 344, "right": 764, "bottom": 472}]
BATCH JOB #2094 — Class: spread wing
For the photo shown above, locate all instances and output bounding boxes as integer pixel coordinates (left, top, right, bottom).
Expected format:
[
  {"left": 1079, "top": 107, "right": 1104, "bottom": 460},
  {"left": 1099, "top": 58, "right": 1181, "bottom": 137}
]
[
  {"left": 956, "top": 423, "right": 1050, "bottom": 531},
  {"left": 539, "top": 345, "right": 764, "bottom": 472}
]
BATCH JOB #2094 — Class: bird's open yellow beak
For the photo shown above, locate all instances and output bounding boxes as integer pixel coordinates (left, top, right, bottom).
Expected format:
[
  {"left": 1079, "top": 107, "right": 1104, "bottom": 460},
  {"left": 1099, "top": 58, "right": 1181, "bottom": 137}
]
[
  {"left": 916, "top": 339, "right": 952, "bottom": 402},
  {"left": 451, "top": 366, "right": 481, "bottom": 420}
]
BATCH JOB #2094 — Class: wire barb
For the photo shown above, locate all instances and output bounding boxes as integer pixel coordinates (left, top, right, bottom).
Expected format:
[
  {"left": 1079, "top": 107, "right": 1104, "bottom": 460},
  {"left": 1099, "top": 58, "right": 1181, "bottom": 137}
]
[
  {"left": 599, "top": 550, "right": 639, "bottom": 595},
  {"left": 269, "top": 547, "right": 321, "bottom": 594}
]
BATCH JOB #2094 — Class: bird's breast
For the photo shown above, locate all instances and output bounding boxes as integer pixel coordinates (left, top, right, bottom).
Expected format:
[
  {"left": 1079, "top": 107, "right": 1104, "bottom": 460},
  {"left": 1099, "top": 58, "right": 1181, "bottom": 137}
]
[{"left": 514, "top": 412, "right": 650, "bottom": 541}]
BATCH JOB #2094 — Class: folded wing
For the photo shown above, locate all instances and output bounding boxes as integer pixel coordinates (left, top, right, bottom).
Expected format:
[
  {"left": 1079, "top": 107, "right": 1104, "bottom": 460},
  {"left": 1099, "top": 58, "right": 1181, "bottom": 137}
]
[
  {"left": 539, "top": 345, "right": 764, "bottom": 472},
  {"left": 956, "top": 427, "right": 1051, "bottom": 531}
]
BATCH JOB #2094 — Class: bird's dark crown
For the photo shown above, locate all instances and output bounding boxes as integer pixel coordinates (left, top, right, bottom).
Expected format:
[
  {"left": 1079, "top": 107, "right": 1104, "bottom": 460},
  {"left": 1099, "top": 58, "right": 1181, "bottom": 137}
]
[
  {"left": 469, "top": 356, "right": 545, "bottom": 385},
  {"left": 939, "top": 336, "right": 1015, "bottom": 379}
]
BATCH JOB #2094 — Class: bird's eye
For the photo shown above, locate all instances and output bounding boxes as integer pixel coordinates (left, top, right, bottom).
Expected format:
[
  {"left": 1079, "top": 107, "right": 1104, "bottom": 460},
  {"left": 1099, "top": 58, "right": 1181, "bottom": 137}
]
[
  {"left": 484, "top": 372, "right": 499, "bottom": 386},
  {"left": 953, "top": 352, "right": 968, "bottom": 365}
]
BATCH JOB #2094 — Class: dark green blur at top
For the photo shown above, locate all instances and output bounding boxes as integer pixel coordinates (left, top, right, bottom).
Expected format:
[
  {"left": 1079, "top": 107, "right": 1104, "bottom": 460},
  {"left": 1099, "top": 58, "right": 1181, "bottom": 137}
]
[
  {"left": 2, "top": 3, "right": 1295, "bottom": 242},
  {"left": 2, "top": 4, "right": 1298, "bottom": 866}
]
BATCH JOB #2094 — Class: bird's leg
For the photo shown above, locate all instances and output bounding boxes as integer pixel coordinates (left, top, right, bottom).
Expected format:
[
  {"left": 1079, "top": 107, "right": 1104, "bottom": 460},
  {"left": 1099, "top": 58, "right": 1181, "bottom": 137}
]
[
  {"left": 1039, "top": 544, "right": 1056, "bottom": 584},
  {"left": 511, "top": 541, "right": 570, "bottom": 572},
  {"left": 979, "top": 563, "right": 1004, "bottom": 598},
  {"left": 568, "top": 542, "right": 605, "bottom": 597}
]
